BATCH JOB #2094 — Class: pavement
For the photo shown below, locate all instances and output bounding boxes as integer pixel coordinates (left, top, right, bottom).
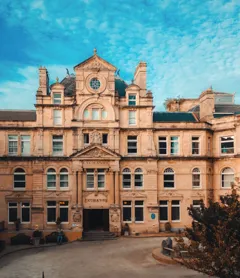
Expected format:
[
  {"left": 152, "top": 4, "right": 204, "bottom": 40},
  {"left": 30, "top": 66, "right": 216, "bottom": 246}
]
[{"left": 0, "top": 237, "right": 207, "bottom": 278}]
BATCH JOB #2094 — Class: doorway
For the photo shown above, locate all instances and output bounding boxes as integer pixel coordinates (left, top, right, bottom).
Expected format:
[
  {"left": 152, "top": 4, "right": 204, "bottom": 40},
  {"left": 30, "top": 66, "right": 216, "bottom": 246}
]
[{"left": 83, "top": 209, "right": 109, "bottom": 231}]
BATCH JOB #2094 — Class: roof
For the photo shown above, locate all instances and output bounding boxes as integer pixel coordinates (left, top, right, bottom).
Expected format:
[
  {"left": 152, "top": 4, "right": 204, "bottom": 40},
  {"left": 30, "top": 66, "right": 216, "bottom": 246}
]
[
  {"left": 115, "top": 77, "right": 128, "bottom": 97},
  {"left": 153, "top": 112, "right": 197, "bottom": 122},
  {"left": 60, "top": 75, "right": 76, "bottom": 96},
  {"left": 215, "top": 104, "right": 240, "bottom": 113},
  {"left": 0, "top": 110, "right": 36, "bottom": 121}
]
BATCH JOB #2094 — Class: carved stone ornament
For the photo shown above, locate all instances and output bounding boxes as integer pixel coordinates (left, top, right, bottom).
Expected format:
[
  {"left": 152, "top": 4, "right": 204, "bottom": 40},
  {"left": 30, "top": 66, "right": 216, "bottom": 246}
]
[
  {"left": 158, "top": 191, "right": 183, "bottom": 199},
  {"left": 90, "top": 130, "right": 102, "bottom": 144},
  {"left": 81, "top": 148, "right": 109, "bottom": 158},
  {"left": 110, "top": 210, "right": 120, "bottom": 223},
  {"left": 121, "top": 191, "right": 147, "bottom": 198},
  {"left": 73, "top": 212, "right": 81, "bottom": 223}
]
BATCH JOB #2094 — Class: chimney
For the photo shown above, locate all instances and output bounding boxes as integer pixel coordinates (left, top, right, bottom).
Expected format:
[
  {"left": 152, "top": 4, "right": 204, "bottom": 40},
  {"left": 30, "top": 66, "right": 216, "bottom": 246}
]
[
  {"left": 134, "top": 62, "right": 147, "bottom": 91},
  {"left": 199, "top": 87, "right": 215, "bottom": 120},
  {"left": 37, "top": 66, "right": 49, "bottom": 95}
]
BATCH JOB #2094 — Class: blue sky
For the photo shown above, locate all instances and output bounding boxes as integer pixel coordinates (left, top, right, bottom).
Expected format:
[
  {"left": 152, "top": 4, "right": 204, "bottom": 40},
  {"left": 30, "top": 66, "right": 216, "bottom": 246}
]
[{"left": 0, "top": 0, "right": 240, "bottom": 110}]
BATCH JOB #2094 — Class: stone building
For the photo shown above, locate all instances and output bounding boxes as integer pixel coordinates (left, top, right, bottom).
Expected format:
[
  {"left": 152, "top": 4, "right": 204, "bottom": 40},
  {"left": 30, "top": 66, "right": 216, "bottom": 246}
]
[{"left": 0, "top": 49, "right": 239, "bottom": 240}]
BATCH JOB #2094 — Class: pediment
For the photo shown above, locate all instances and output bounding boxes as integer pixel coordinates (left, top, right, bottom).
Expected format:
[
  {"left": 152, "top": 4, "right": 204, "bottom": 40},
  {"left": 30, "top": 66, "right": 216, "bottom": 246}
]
[
  {"left": 71, "top": 145, "right": 121, "bottom": 160},
  {"left": 74, "top": 54, "right": 117, "bottom": 71},
  {"left": 5, "top": 192, "right": 33, "bottom": 201}
]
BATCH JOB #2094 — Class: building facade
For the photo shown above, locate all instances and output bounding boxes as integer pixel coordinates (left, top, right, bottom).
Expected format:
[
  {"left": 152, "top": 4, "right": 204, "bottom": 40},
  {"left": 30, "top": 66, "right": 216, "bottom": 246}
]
[{"left": 0, "top": 50, "right": 239, "bottom": 240}]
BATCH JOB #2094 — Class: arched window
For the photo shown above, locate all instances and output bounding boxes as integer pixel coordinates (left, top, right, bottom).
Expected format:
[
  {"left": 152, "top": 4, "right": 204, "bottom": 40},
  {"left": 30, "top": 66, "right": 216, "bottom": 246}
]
[
  {"left": 221, "top": 167, "right": 234, "bottom": 188},
  {"left": 164, "top": 168, "right": 175, "bottom": 188},
  {"left": 47, "top": 168, "right": 56, "bottom": 189},
  {"left": 122, "top": 168, "right": 131, "bottom": 189},
  {"left": 60, "top": 168, "right": 68, "bottom": 189},
  {"left": 192, "top": 168, "right": 200, "bottom": 188},
  {"left": 134, "top": 168, "right": 143, "bottom": 188},
  {"left": 14, "top": 168, "right": 26, "bottom": 189},
  {"left": 83, "top": 105, "right": 108, "bottom": 121}
]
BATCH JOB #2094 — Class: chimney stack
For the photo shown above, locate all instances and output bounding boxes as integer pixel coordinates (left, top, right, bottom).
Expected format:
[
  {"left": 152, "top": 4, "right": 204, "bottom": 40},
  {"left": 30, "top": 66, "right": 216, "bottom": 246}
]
[
  {"left": 134, "top": 62, "right": 147, "bottom": 94},
  {"left": 37, "top": 66, "right": 49, "bottom": 95},
  {"left": 199, "top": 87, "right": 215, "bottom": 120}
]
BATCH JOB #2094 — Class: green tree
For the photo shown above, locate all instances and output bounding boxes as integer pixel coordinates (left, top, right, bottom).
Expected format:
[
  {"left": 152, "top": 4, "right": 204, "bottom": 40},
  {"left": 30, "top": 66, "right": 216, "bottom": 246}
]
[{"left": 175, "top": 187, "right": 240, "bottom": 278}]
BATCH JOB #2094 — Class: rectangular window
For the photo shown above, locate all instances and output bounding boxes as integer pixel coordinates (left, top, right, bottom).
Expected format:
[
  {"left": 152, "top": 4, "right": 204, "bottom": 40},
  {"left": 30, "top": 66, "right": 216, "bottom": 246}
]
[
  {"left": 128, "top": 94, "right": 136, "bottom": 106},
  {"left": 192, "top": 200, "right": 201, "bottom": 211},
  {"left": 8, "top": 135, "right": 18, "bottom": 155},
  {"left": 52, "top": 135, "right": 63, "bottom": 156},
  {"left": 134, "top": 172, "right": 143, "bottom": 188},
  {"left": 60, "top": 170, "right": 68, "bottom": 188},
  {"left": 171, "top": 200, "right": 180, "bottom": 221},
  {"left": 170, "top": 136, "right": 179, "bottom": 155},
  {"left": 92, "top": 109, "right": 100, "bottom": 120},
  {"left": 123, "top": 171, "right": 131, "bottom": 189},
  {"left": 129, "top": 111, "right": 136, "bottom": 125},
  {"left": 21, "top": 135, "right": 30, "bottom": 156},
  {"left": 158, "top": 137, "right": 167, "bottom": 155},
  {"left": 86, "top": 169, "right": 94, "bottom": 189},
  {"left": 59, "top": 201, "right": 68, "bottom": 223},
  {"left": 102, "top": 134, "right": 108, "bottom": 145},
  {"left": 127, "top": 136, "right": 137, "bottom": 154},
  {"left": 192, "top": 136, "right": 200, "bottom": 155},
  {"left": 159, "top": 201, "right": 168, "bottom": 221},
  {"left": 135, "top": 201, "right": 144, "bottom": 222},
  {"left": 192, "top": 171, "right": 200, "bottom": 188},
  {"left": 221, "top": 136, "right": 234, "bottom": 154},
  {"left": 97, "top": 169, "right": 105, "bottom": 189},
  {"left": 123, "top": 201, "right": 132, "bottom": 222},
  {"left": 47, "top": 201, "right": 56, "bottom": 223},
  {"left": 84, "top": 133, "right": 89, "bottom": 144},
  {"left": 21, "top": 202, "right": 30, "bottom": 223},
  {"left": 8, "top": 202, "right": 18, "bottom": 223},
  {"left": 53, "top": 93, "right": 61, "bottom": 104},
  {"left": 53, "top": 110, "right": 62, "bottom": 125}
]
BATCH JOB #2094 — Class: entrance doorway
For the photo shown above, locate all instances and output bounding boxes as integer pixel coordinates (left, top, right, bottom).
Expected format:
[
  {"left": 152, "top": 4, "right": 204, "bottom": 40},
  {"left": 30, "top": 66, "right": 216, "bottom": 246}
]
[{"left": 83, "top": 209, "right": 109, "bottom": 231}]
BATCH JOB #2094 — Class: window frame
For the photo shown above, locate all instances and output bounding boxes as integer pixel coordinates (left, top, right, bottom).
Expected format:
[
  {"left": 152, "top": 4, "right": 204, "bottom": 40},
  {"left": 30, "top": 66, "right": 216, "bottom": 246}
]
[
  {"left": 8, "top": 202, "right": 18, "bottom": 224},
  {"left": 59, "top": 201, "right": 69, "bottom": 223},
  {"left": 97, "top": 169, "right": 105, "bottom": 189},
  {"left": 128, "top": 110, "right": 136, "bottom": 126},
  {"left": 60, "top": 168, "right": 69, "bottom": 190},
  {"left": 20, "top": 135, "right": 31, "bottom": 156},
  {"left": 52, "top": 135, "right": 63, "bottom": 156},
  {"left": 47, "top": 201, "right": 57, "bottom": 224},
  {"left": 13, "top": 168, "right": 26, "bottom": 190},
  {"left": 220, "top": 136, "right": 234, "bottom": 155},
  {"left": 128, "top": 94, "right": 136, "bottom": 106},
  {"left": 122, "top": 200, "right": 132, "bottom": 223},
  {"left": 171, "top": 200, "right": 180, "bottom": 222},
  {"left": 192, "top": 136, "right": 200, "bottom": 155},
  {"left": 163, "top": 168, "right": 175, "bottom": 189},
  {"left": 47, "top": 168, "right": 57, "bottom": 190},
  {"left": 192, "top": 168, "right": 201, "bottom": 189},
  {"left": 53, "top": 93, "right": 62, "bottom": 104},
  {"left": 127, "top": 135, "right": 137, "bottom": 155},
  {"left": 134, "top": 168, "right": 143, "bottom": 189},
  {"left": 221, "top": 167, "right": 234, "bottom": 189},
  {"left": 122, "top": 168, "right": 131, "bottom": 189},
  {"left": 86, "top": 169, "right": 94, "bottom": 190},
  {"left": 134, "top": 200, "right": 144, "bottom": 223},
  {"left": 102, "top": 133, "right": 108, "bottom": 145},
  {"left": 159, "top": 200, "right": 168, "bottom": 222},
  {"left": 158, "top": 136, "right": 167, "bottom": 156},
  {"left": 53, "top": 109, "right": 62, "bottom": 126},
  {"left": 20, "top": 202, "right": 31, "bottom": 223},
  {"left": 170, "top": 136, "right": 179, "bottom": 156},
  {"left": 84, "top": 133, "right": 89, "bottom": 145},
  {"left": 8, "top": 135, "right": 18, "bottom": 155}
]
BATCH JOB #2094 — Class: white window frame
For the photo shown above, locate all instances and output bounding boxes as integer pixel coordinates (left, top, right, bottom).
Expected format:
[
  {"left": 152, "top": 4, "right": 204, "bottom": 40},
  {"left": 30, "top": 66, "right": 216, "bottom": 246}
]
[
  {"left": 159, "top": 200, "right": 168, "bottom": 222},
  {"left": 47, "top": 168, "right": 56, "bottom": 190},
  {"left": 134, "top": 200, "right": 144, "bottom": 223},
  {"left": 221, "top": 167, "right": 234, "bottom": 188},
  {"left": 171, "top": 200, "right": 180, "bottom": 222},
  {"left": 123, "top": 200, "right": 132, "bottom": 223},
  {"left": 20, "top": 202, "right": 31, "bottom": 223},
  {"left": 59, "top": 201, "right": 69, "bottom": 224},
  {"left": 53, "top": 93, "right": 62, "bottom": 104},
  {"left": 192, "top": 168, "right": 201, "bottom": 188},
  {"left": 13, "top": 168, "right": 26, "bottom": 190},
  {"left": 192, "top": 136, "right": 200, "bottom": 155},
  {"left": 97, "top": 169, "right": 105, "bottom": 189},
  {"left": 53, "top": 110, "right": 62, "bottom": 126},
  {"left": 86, "top": 169, "right": 94, "bottom": 190},
  {"left": 122, "top": 168, "right": 131, "bottom": 189},
  {"left": 170, "top": 136, "right": 179, "bottom": 155},
  {"left": 52, "top": 135, "right": 63, "bottom": 156},
  {"left": 128, "top": 94, "right": 136, "bottom": 106},
  {"left": 134, "top": 168, "right": 143, "bottom": 189},
  {"left": 8, "top": 202, "right": 18, "bottom": 224},
  {"left": 21, "top": 135, "right": 31, "bottom": 156},
  {"left": 220, "top": 136, "right": 234, "bottom": 155},
  {"left": 192, "top": 200, "right": 201, "bottom": 210},
  {"left": 163, "top": 168, "right": 175, "bottom": 189},
  {"left": 158, "top": 136, "right": 167, "bottom": 155},
  {"left": 128, "top": 110, "right": 136, "bottom": 125},
  {"left": 8, "top": 135, "right": 18, "bottom": 155},
  {"left": 60, "top": 168, "right": 69, "bottom": 189},
  {"left": 127, "top": 136, "right": 137, "bottom": 155},
  {"left": 47, "top": 201, "right": 57, "bottom": 224}
]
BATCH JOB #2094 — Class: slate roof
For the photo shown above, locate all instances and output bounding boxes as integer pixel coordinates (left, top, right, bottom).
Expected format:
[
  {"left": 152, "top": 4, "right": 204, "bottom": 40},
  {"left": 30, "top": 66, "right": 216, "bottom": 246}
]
[
  {"left": 0, "top": 110, "right": 36, "bottom": 121},
  {"left": 215, "top": 104, "right": 240, "bottom": 113},
  {"left": 153, "top": 112, "right": 197, "bottom": 122},
  {"left": 115, "top": 77, "right": 128, "bottom": 97},
  {"left": 60, "top": 75, "right": 76, "bottom": 96}
]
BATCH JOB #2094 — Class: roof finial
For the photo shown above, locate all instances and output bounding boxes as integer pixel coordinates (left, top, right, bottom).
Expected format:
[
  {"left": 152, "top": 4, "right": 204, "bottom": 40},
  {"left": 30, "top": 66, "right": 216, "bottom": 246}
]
[
  {"left": 93, "top": 48, "right": 97, "bottom": 55},
  {"left": 131, "top": 79, "right": 134, "bottom": 84},
  {"left": 56, "top": 77, "right": 59, "bottom": 83}
]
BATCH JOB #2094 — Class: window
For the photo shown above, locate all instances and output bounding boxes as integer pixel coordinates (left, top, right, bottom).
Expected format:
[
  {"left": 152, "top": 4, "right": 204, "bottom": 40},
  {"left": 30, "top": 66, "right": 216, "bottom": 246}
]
[
  {"left": 192, "top": 200, "right": 201, "bottom": 211},
  {"left": 101, "top": 110, "right": 107, "bottom": 119},
  {"left": 127, "top": 136, "right": 137, "bottom": 154},
  {"left": 164, "top": 168, "right": 175, "bottom": 188},
  {"left": 158, "top": 137, "right": 167, "bottom": 155},
  {"left": 52, "top": 135, "right": 63, "bottom": 155},
  {"left": 128, "top": 94, "right": 136, "bottom": 106},
  {"left": 192, "top": 168, "right": 200, "bottom": 188},
  {"left": 129, "top": 111, "right": 136, "bottom": 125},
  {"left": 159, "top": 200, "right": 168, "bottom": 221},
  {"left": 102, "top": 134, "right": 108, "bottom": 144},
  {"left": 8, "top": 135, "right": 18, "bottom": 155},
  {"left": 123, "top": 201, "right": 132, "bottom": 222},
  {"left": 60, "top": 168, "right": 68, "bottom": 189},
  {"left": 86, "top": 169, "right": 94, "bottom": 189},
  {"left": 14, "top": 168, "right": 26, "bottom": 189},
  {"left": 97, "top": 169, "right": 105, "bottom": 189},
  {"left": 21, "top": 202, "right": 30, "bottom": 223},
  {"left": 171, "top": 200, "right": 180, "bottom": 221},
  {"left": 221, "top": 136, "right": 234, "bottom": 154},
  {"left": 53, "top": 110, "right": 62, "bottom": 125},
  {"left": 134, "top": 168, "right": 143, "bottom": 188},
  {"left": 53, "top": 93, "right": 61, "bottom": 104},
  {"left": 192, "top": 136, "right": 200, "bottom": 155},
  {"left": 84, "top": 133, "right": 89, "bottom": 144},
  {"left": 8, "top": 202, "right": 17, "bottom": 223},
  {"left": 47, "top": 168, "right": 56, "bottom": 189},
  {"left": 122, "top": 168, "right": 131, "bottom": 189},
  {"left": 221, "top": 167, "right": 234, "bottom": 188},
  {"left": 90, "top": 78, "right": 101, "bottom": 90},
  {"left": 84, "top": 109, "right": 89, "bottom": 119},
  {"left": 21, "top": 135, "right": 30, "bottom": 156},
  {"left": 135, "top": 201, "right": 144, "bottom": 222},
  {"left": 92, "top": 109, "right": 100, "bottom": 120},
  {"left": 170, "top": 136, "right": 179, "bottom": 155},
  {"left": 59, "top": 201, "right": 68, "bottom": 222},
  {"left": 47, "top": 201, "right": 56, "bottom": 223}
]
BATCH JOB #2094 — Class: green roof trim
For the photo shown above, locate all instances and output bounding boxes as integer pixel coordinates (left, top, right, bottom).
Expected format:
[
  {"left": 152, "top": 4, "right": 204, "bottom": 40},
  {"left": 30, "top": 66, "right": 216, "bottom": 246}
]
[
  {"left": 115, "top": 77, "right": 128, "bottom": 97},
  {"left": 213, "top": 113, "right": 233, "bottom": 118},
  {"left": 153, "top": 112, "right": 197, "bottom": 122}
]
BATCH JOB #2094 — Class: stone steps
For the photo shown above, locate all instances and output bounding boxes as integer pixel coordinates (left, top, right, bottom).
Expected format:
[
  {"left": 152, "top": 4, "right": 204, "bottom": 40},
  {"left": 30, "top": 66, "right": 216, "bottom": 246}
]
[{"left": 82, "top": 231, "right": 117, "bottom": 241}]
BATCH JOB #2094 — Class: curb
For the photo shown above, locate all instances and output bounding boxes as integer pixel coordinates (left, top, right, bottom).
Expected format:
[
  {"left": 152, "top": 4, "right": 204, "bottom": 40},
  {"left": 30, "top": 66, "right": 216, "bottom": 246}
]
[{"left": 152, "top": 248, "right": 178, "bottom": 265}]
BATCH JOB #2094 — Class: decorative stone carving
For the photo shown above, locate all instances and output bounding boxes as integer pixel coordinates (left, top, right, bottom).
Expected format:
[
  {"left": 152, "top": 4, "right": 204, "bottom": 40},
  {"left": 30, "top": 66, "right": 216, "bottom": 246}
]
[
  {"left": 121, "top": 191, "right": 147, "bottom": 198},
  {"left": 158, "top": 191, "right": 183, "bottom": 199},
  {"left": 109, "top": 205, "right": 121, "bottom": 235},
  {"left": 147, "top": 170, "right": 158, "bottom": 174},
  {"left": 81, "top": 148, "right": 109, "bottom": 158},
  {"left": 90, "top": 130, "right": 102, "bottom": 144},
  {"left": 73, "top": 212, "right": 81, "bottom": 223}
]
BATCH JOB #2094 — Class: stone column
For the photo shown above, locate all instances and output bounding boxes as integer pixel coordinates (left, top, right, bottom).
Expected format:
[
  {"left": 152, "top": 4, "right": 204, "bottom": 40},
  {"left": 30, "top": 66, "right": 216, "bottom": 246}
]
[{"left": 114, "top": 171, "right": 120, "bottom": 205}]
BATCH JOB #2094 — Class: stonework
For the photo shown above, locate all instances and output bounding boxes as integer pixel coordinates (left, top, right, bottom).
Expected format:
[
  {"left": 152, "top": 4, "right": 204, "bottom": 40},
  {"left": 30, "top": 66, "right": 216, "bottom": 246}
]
[{"left": 0, "top": 49, "right": 239, "bottom": 241}]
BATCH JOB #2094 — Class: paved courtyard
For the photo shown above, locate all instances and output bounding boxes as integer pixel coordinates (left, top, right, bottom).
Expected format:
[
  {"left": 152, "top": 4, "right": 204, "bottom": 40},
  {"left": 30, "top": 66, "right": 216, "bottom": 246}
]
[{"left": 0, "top": 238, "right": 206, "bottom": 278}]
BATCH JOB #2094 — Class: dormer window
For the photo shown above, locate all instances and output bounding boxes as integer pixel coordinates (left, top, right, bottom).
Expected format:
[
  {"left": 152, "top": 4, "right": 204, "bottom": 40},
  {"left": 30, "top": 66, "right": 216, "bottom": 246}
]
[
  {"left": 53, "top": 93, "right": 61, "bottom": 104},
  {"left": 128, "top": 94, "right": 136, "bottom": 106}
]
